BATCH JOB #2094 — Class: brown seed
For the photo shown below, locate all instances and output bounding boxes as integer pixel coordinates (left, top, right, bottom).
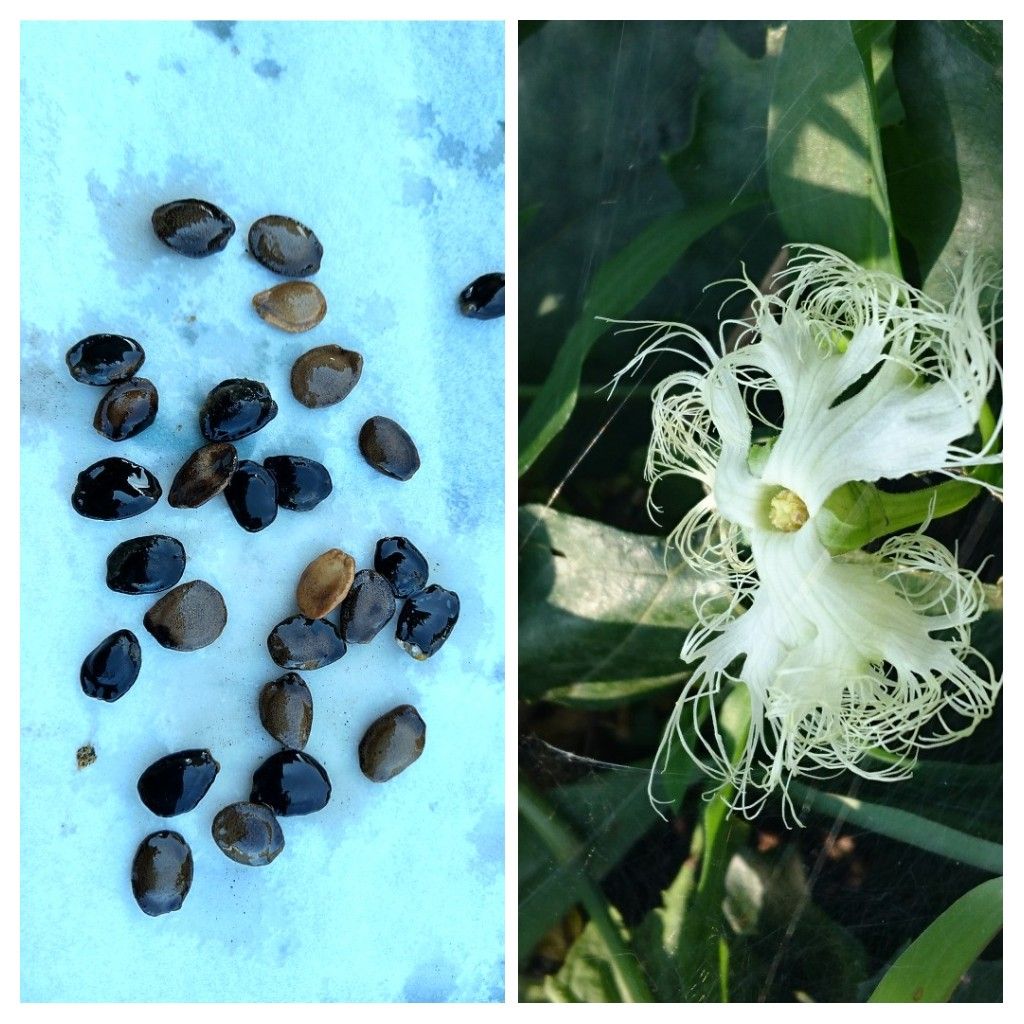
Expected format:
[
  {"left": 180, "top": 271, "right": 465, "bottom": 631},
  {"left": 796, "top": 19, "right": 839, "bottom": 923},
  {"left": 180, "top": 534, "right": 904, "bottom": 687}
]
[
  {"left": 144, "top": 580, "right": 227, "bottom": 651},
  {"left": 93, "top": 377, "right": 159, "bottom": 441},
  {"left": 359, "top": 705, "right": 426, "bottom": 782},
  {"left": 252, "top": 281, "right": 327, "bottom": 333},
  {"left": 290, "top": 345, "right": 364, "bottom": 408},
  {"left": 211, "top": 802, "right": 285, "bottom": 866},
  {"left": 358, "top": 416, "right": 421, "bottom": 481},
  {"left": 296, "top": 548, "right": 356, "bottom": 619},
  {"left": 131, "top": 831, "right": 194, "bottom": 916},
  {"left": 259, "top": 672, "right": 314, "bottom": 749},
  {"left": 168, "top": 442, "right": 238, "bottom": 508}
]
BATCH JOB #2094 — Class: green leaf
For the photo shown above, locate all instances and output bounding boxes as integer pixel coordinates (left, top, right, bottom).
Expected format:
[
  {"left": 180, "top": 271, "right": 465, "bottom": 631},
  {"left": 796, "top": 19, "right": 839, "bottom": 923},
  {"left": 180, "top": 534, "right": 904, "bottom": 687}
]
[
  {"left": 518, "top": 197, "right": 763, "bottom": 476},
  {"left": 869, "top": 877, "right": 1002, "bottom": 1002},
  {"left": 519, "top": 505, "right": 730, "bottom": 706},
  {"left": 542, "top": 906, "right": 634, "bottom": 1002},
  {"left": 768, "top": 21, "right": 899, "bottom": 272},
  {"left": 883, "top": 21, "right": 1002, "bottom": 303},
  {"left": 852, "top": 21, "right": 904, "bottom": 128}
]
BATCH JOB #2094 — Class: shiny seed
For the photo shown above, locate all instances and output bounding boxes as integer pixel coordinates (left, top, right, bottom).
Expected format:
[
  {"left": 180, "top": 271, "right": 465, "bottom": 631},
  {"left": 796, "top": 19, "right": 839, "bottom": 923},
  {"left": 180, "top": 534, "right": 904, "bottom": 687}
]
[
  {"left": 93, "top": 377, "right": 158, "bottom": 442},
  {"left": 106, "top": 535, "right": 186, "bottom": 595},
  {"left": 144, "top": 580, "right": 227, "bottom": 651},
  {"left": 290, "top": 345, "right": 363, "bottom": 408},
  {"left": 258, "top": 672, "right": 314, "bottom": 749},
  {"left": 338, "top": 569, "right": 396, "bottom": 644},
  {"left": 263, "top": 455, "right": 332, "bottom": 511},
  {"left": 458, "top": 272, "right": 505, "bottom": 319},
  {"left": 358, "top": 416, "right": 420, "bottom": 481},
  {"left": 168, "top": 442, "right": 238, "bottom": 508},
  {"left": 199, "top": 378, "right": 278, "bottom": 442},
  {"left": 296, "top": 548, "right": 356, "bottom": 619},
  {"left": 248, "top": 214, "right": 323, "bottom": 277},
  {"left": 250, "top": 750, "right": 331, "bottom": 817},
  {"left": 374, "top": 536, "right": 429, "bottom": 598},
  {"left": 359, "top": 705, "right": 426, "bottom": 783},
  {"left": 252, "top": 281, "right": 327, "bottom": 333},
  {"left": 137, "top": 748, "right": 220, "bottom": 817},
  {"left": 151, "top": 198, "right": 235, "bottom": 257},
  {"left": 211, "top": 802, "right": 285, "bottom": 866},
  {"left": 224, "top": 460, "right": 278, "bottom": 532},
  {"left": 267, "top": 615, "right": 346, "bottom": 670},
  {"left": 131, "top": 831, "right": 194, "bottom": 916},
  {"left": 72, "top": 457, "right": 162, "bottom": 520},
  {"left": 396, "top": 584, "right": 460, "bottom": 660},
  {"left": 66, "top": 334, "right": 145, "bottom": 386},
  {"left": 80, "top": 629, "right": 141, "bottom": 702}
]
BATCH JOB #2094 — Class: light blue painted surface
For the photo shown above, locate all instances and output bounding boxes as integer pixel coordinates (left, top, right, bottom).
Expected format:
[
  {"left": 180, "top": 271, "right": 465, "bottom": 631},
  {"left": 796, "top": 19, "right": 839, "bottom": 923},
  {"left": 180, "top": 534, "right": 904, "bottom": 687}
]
[{"left": 21, "top": 21, "right": 504, "bottom": 1002}]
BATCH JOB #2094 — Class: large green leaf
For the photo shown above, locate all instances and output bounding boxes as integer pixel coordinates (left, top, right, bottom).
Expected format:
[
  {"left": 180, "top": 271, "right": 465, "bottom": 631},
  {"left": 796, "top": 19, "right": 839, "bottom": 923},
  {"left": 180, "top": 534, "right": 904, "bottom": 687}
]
[
  {"left": 768, "top": 21, "right": 899, "bottom": 272},
  {"left": 519, "top": 504, "right": 729, "bottom": 706},
  {"left": 883, "top": 21, "right": 1002, "bottom": 303},
  {"left": 517, "top": 197, "right": 763, "bottom": 476}
]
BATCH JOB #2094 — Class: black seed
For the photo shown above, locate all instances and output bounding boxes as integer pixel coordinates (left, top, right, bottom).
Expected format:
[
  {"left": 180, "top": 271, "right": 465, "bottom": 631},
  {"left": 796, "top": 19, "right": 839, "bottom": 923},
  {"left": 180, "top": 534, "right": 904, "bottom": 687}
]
[
  {"left": 359, "top": 705, "right": 426, "bottom": 783},
  {"left": 263, "top": 455, "right": 332, "bottom": 511},
  {"left": 458, "top": 272, "right": 504, "bottom": 319},
  {"left": 131, "top": 831, "right": 193, "bottom": 917},
  {"left": 80, "top": 629, "right": 141, "bottom": 702},
  {"left": 106, "top": 535, "right": 186, "bottom": 595},
  {"left": 396, "top": 584, "right": 460, "bottom": 660},
  {"left": 168, "top": 442, "right": 238, "bottom": 508},
  {"left": 267, "top": 615, "right": 346, "bottom": 670},
  {"left": 259, "top": 672, "right": 314, "bottom": 749},
  {"left": 144, "top": 580, "right": 227, "bottom": 651},
  {"left": 66, "top": 334, "right": 145, "bottom": 386},
  {"left": 248, "top": 214, "right": 323, "bottom": 277},
  {"left": 211, "top": 802, "right": 285, "bottom": 866},
  {"left": 290, "top": 345, "right": 363, "bottom": 408},
  {"left": 137, "top": 748, "right": 220, "bottom": 817},
  {"left": 358, "top": 416, "right": 420, "bottom": 481},
  {"left": 199, "top": 378, "right": 278, "bottom": 442},
  {"left": 374, "top": 536, "right": 429, "bottom": 598},
  {"left": 93, "top": 377, "right": 158, "bottom": 441},
  {"left": 224, "top": 460, "right": 278, "bottom": 532},
  {"left": 250, "top": 750, "right": 331, "bottom": 817},
  {"left": 338, "top": 569, "right": 396, "bottom": 644},
  {"left": 72, "top": 457, "right": 162, "bottom": 520},
  {"left": 152, "top": 198, "right": 235, "bottom": 257}
]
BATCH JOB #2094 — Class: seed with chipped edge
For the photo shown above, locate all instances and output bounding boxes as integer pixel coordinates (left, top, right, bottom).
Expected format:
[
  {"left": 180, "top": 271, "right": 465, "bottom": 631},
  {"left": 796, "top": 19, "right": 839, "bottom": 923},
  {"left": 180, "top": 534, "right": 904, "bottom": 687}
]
[
  {"left": 72, "top": 457, "right": 162, "bottom": 520},
  {"left": 248, "top": 215, "right": 323, "bottom": 278},
  {"left": 224, "top": 460, "right": 278, "bottom": 532},
  {"left": 168, "top": 442, "right": 238, "bottom": 509},
  {"left": 358, "top": 416, "right": 420, "bottom": 481},
  {"left": 131, "top": 830, "right": 194, "bottom": 916},
  {"left": 80, "top": 629, "right": 141, "bottom": 702},
  {"left": 374, "top": 536, "right": 429, "bottom": 599},
  {"left": 396, "top": 584, "right": 460, "bottom": 660},
  {"left": 212, "top": 802, "right": 285, "bottom": 866},
  {"left": 338, "top": 569, "right": 396, "bottom": 644},
  {"left": 252, "top": 281, "right": 327, "bottom": 333},
  {"left": 106, "top": 535, "right": 186, "bottom": 595},
  {"left": 94, "top": 377, "right": 159, "bottom": 442},
  {"left": 250, "top": 750, "right": 332, "bottom": 817},
  {"left": 458, "top": 272, "right": 505, "bottom": 319},
  {"left": 199, "top": 378, "right": 278, "bottom": 443},
  {"left": 263, "top": 455, "right": 332, "bottom": 511},
  {"left": 290, "top": 345, "right": 363, "bottom": 408},
  {"left": 359, "top": 705, "right": 426, "bottom": 783},
  {"left": 259, "top": 672, "right": 314, "bottom": 750},
  {"left": 144, "top": 580, "right": 227, "bottom": 651},
  {"left": 267, "top": 615, "right": 347, "bottom": 670},
  {"left": 296, "top": 548, "right": 356, "bottom": 619},
  {"left": 152, "top": 198, "right": 235, "bottom": 257},
  {"left": 137, "top": 748, "right": 220, "bottom": 817},
  {"left": 66, "top": 334, "right": 145, "bottom": 386}
]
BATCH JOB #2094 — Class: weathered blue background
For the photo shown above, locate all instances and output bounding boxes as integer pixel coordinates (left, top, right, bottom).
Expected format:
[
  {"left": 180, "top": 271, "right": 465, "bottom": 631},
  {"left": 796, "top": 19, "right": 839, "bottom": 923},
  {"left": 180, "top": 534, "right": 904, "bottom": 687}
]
[{"left": 21, "top": 20, "right": 504, "bottom": 1002}]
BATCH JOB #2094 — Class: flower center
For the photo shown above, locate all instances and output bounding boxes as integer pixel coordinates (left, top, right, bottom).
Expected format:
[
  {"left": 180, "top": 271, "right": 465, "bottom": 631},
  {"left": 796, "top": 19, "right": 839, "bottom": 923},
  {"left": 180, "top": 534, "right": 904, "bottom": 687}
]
[{"left": 768, "top": 488, "right": 809, "bottom": 532}]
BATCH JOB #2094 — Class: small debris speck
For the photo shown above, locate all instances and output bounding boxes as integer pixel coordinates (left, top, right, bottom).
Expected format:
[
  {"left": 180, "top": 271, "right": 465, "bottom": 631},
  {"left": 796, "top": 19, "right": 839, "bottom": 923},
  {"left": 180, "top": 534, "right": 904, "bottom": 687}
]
[{"left": 77, "top": 744, "right": 97, "bottom": 770}]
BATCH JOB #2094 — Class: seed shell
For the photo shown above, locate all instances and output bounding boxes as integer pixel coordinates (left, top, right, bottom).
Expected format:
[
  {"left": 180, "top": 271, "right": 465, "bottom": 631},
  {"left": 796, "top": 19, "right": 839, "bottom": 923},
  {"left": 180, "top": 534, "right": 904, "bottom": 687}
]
[
  {"left": 71, "top": 457, "right": 162, "bottom": 520},
  {"left": 131, "top": 831, "right": 194, "bottom": 916},
  {"left": 258, "top": 672, "right": 314, "bottom": 750},
  {"left": 168, "top": 442, "right": 238, "bottom": 509},
  {"left": 358, "top": 416, "right": 420, "bottom": 481},
  {"left": 248, "top": 214, "right": 323, "bottom": 277},
  {"left": 66, "top": 334, "right": 145, "bottom": 386},
  {"left": 137, "top": 748, "right": 220, "bottom": 817},
  {"left": 296, "top": 548, "right": 356, "bottom": 619},
  {"left": 143, "top": 580, "right": 227, "bottom": 651},
  {"left": 80, "top": 629, "right": 141, "bottom": 702},
  {"left": 359, "top": 705, "right": 426, "bottom": 783},
  {"left": 290, "top": 345, "right": 363, "bottom": 408},
  {"left": 212, "top": 802, "right": 285, "bottom": 866},
  {"left": 152, "top": 198, "right": 235, "bottom": 257},
  {"left": 252, "top": 281, "right": 327, "bottom": 333},
  {"left": 94, "top": 377, "right": 158, "bottom": 441}
]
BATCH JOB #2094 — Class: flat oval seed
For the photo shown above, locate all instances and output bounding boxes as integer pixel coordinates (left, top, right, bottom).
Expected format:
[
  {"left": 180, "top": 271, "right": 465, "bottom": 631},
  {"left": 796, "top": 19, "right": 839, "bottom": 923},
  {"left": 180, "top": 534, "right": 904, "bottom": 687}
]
[
  {"left": 80, "top": 629, "right": 141, "bottom": 702},
  {"left": 458, "top": 272, "right": 505, "bottom": 319},
  {"left": 168, "top": 442, "right": 238, "bottom": 508},
  {"left": 267, "top": 615, "right": 346, "bottom": 670},
  {"left": 296, "top": 548, "right": 356, "bottom": 619},
  {"left": 106, "top": 535, "right": 186, "bottom": 595},
  {"left": 263, "top": 455, "right": 332, "bottom": 511},
  {"left": 224, "top": 460, "right": 278, "bottom": 532},
  {"left": 144, "top": 580, "right": 227, "bottom": 651},
  {"left": 137, "top": 748, "right": 220, "bottom": 817},
  {"left": 248, "top": 215, "right": 323, "bottom": 277},
  {"left": 374, "top": 536, "right": 429, "bottom": 598},
  {"left": 72, "top": 457, "right": 162, "bottom": 520},
  {"left": 250, "top": 750, "right": 331, "bottom": 817},
  {"left": 212, "top": 802, "right": 285, "bottom": 866},
  {"left": 338, "top": 569, "right": 396, "bottom": 644},
  {"left": 66, "top": 334, "right": 145, "bottom": 385},
  {"left": 358, "top": 416, "right": 420, "bottom": 481},
  {"left": 152, "top": 198, "right": 235, "bottom": 257},
  {"left": 131, "top": 831, "right": 193, "bottom": 916},
  {"left": 290, "top": 345, "right": 363, "bottom": 408},
  {"left": 94, "top": 377, "right": 158, "bottom": 441},
  {"left": 258, "top": 672, "right": 313, "bottom": 749},
  {"left": 359, "top": 705, "right": 426, "bottom": 782},
  {"left": 199, "top": 378, "right": 278, "bottom": 442},
  {"left": 252, "top": 281, "right": 326, "bottom": 333},
  {"left": 396, "top": 584, "right": 460, "bottom": 660}
]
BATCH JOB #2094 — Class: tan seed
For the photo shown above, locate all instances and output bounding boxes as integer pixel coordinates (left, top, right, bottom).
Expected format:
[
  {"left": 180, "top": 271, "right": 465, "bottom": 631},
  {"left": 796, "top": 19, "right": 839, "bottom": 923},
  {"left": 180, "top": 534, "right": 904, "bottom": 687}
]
[
  {"left": 252, "top": 281, "right": 327, "bottom": 333},
  {"left": 296, "top": 548, "right": 356, "bottom": 619}
]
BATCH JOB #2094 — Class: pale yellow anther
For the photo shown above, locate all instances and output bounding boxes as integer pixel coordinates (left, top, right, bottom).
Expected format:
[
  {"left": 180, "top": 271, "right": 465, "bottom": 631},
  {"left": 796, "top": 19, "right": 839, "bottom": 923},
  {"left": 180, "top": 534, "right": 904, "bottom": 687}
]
[{"left": 768, "top": 488, "right": 809, "bottom": 532}]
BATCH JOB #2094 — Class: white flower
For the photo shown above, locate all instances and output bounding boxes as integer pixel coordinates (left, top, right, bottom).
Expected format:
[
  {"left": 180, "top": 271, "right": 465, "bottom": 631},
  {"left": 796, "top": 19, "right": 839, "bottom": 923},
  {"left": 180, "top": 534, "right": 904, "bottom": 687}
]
[{"left": 611, "top": 245, "right": 1002, "bottom": 823}]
